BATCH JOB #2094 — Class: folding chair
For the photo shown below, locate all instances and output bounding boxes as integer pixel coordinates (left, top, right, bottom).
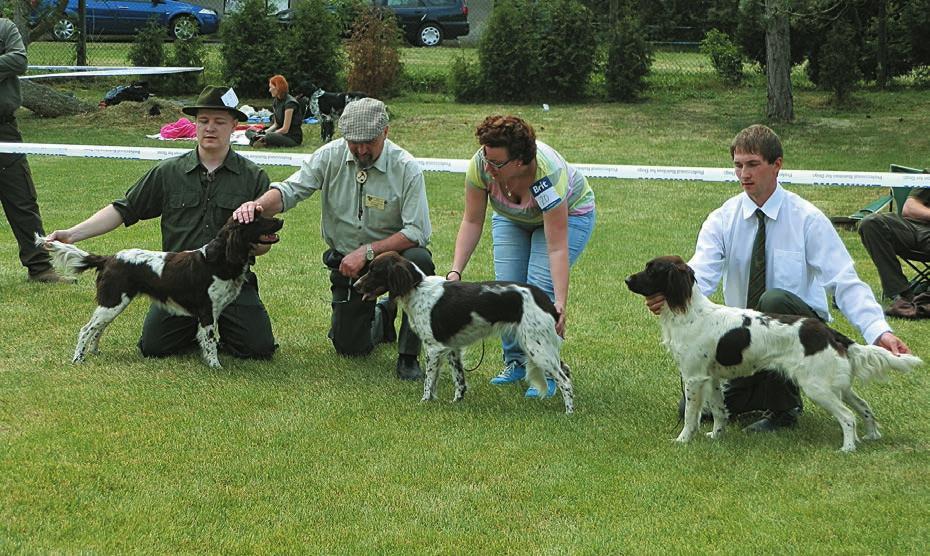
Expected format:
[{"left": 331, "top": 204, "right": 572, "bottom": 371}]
[{"left": 890, "top": 164, "right": 930, "bottom": 294}]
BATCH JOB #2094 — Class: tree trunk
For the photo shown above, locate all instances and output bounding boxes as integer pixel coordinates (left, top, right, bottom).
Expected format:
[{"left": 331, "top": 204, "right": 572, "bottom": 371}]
[
  {"left": 876, "top": 0, "right": 889, "bottom": 89},
  {"left": 20, "top": 80, "right": 95, "bottom": 117},
  {"left": 765, "top": 0, "right": 794, "bottom": 122},
  {"left": 13, "top": 0, "right": 30, "bottom": 48}
]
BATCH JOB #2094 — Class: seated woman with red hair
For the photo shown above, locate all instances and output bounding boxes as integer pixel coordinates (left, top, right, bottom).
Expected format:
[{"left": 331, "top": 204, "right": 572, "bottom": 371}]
[{"left": 249, "top": 74, "right": 303, "bottom": 148}]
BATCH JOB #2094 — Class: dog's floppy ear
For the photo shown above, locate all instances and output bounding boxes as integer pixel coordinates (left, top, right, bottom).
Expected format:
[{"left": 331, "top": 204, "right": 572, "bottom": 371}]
[
  {"left": 386, "top": 258, "right": 417, "bottom": 297},
  {"left": 223, "top": 221, "right": 250, "bottom": 266},
  {"left": 663, "top": 261, "right": 695, "bottom": 313}
]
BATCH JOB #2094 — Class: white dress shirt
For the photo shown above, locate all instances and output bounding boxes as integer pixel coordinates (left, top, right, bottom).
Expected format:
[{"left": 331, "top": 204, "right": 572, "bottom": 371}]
[{"left": 689, "top": 184, "right": 891, "bottom": 345}]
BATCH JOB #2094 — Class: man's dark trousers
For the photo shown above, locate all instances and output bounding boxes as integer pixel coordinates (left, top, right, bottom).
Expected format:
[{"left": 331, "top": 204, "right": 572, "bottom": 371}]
[
  {"left": 723, "top": 288, "right": 812, "bottom": 415},
  {"left": 138, "top": 275, "right": 277, "bottom": 359},
  {"left": 0, "top": 119, "right": 54, "bottom": 276},
  {"left": 329, "top": 247, "right": 434, "bottom": 357}
]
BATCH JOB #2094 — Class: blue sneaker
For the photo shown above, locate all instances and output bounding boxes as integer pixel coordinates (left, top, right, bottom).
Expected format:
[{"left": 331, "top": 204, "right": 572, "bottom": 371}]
[
  {"left": 489, "top": 361, "right": 526, "bottom": 385},
  {"left": 525, "top": 378, "right": 557, "bottom": 398}
]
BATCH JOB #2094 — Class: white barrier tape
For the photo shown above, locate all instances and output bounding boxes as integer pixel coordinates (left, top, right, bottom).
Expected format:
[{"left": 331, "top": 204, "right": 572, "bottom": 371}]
[
  {"left": 2, "top": 142, "right": 929, "bottom": 187},
  {"left": 22, "top": 67, "right": 204, "bottom": 80}
]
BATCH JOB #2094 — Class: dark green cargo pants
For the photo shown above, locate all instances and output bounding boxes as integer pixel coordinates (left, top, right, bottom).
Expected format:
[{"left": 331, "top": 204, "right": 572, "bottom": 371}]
[{"left": 328, "top": 247, "right": 434, "bottom": 357}]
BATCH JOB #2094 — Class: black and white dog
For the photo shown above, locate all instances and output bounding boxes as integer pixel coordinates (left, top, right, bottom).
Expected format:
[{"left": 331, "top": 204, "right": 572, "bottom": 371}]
[
  {"left": 354, "top": 252, "right": 575, "bottom": 414},
  {"left": 297, "top": 83, "right": 368, "bottom": 142},
  {"left": 37, "top": 216, "right": 283, "bottom": 368},
  {"left": 625, "top": 256, "right": 922, "bottom": 452}
]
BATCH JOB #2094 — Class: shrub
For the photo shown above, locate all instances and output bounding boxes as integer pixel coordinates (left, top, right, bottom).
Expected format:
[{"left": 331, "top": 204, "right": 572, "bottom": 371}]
[
  {"left": 535, "top": 0, "right": 598, "bottom": 100},
  {"left": 219, "top": 0, "right": 278, "bottom": 97},
  {"left": 127, "top": 18, "right": 165, "bottom": 69},
  {"left": 604, "top": 17, "right": 652, "bottom": 101},
  {"left": 447, "top": 54, "right": 484, "bottom": 102},
  {"left": 913, "top": 66, "right": 930, "bottom": 89},
  {"left": 329, "top": 0, "right": 366, "bottom": 36},
  {"left": 700, "top": 28, "right": 744, "bottom": 85},
  {"left": 476, "top": 0, "right": 542, "bottom": 101},
  {"left": 814, "top": 19, "right": 861, "bottom": 102},
  {"left": 278, "top": 0, "right": 344, "bottom": 94},
  {"left": 345, "top": 7, "right": 404, "bottom": 98},
  {"left": 161, "top": 36, "right": 205, "bottom": 95}
]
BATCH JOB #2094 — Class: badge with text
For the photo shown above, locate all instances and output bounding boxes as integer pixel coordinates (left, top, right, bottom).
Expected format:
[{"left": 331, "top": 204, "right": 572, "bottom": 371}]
[
  {"left": 531, "top": 176, "right": 562, "bottom": 211},
  {"left": 365, "top": 194, "right": 386, "bottom": 210}
]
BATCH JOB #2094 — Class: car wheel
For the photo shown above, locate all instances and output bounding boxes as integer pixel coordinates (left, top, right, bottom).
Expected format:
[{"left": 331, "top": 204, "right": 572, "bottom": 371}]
[
  {"left": 52, "top": 17, "right": 76, "bottom": 41},
  {"left": 171, "top": 15, "right": 199, "bottom": 40},
  {"left": 416, "top": 23, "right": 442, "bottom": 47}
]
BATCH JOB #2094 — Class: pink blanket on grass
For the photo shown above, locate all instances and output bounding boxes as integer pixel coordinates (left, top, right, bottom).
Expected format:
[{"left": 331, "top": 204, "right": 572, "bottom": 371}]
[{"left": 160, "top": 117, "right": 197, "bottom": 139}]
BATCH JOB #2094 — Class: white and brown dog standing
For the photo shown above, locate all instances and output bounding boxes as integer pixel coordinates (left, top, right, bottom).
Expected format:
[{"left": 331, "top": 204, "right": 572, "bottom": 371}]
[
  {"left": 38, "top": 216, "right": 283, "bottom": 368},
  {"left": 355, "top": 251, "right": 574, "bottom": 414},
  {"left": 626, "top": 255, "right": 922, "bottom": 452}
]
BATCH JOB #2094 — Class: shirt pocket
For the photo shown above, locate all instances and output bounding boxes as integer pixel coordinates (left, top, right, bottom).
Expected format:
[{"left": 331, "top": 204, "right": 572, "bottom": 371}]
[
  {"left": 773, "top": 249, "right": 804, "bottom": 292},
  {"left": 364, "top": 191, "right": 401, "bottom": 233},
  {"left": 213, "top": 191, "right": 243, "bottom": 225},
  {"left": 167, "top": 188, "right": 202, "bottom": 210}
]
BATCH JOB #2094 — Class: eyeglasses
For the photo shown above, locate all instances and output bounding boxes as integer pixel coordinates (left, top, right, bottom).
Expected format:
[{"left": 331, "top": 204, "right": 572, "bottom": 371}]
[{"left": 479, "top": 147, "right": 514, "bottom": 170}]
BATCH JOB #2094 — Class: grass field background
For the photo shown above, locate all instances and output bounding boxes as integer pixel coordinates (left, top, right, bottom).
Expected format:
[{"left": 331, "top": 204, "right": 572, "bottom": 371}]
[{"left": 2, "top": 61, "right": 930, "bottom": 552}]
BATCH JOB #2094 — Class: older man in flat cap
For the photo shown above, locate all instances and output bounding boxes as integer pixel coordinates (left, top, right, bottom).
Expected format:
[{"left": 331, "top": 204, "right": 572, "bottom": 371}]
[{"left": 234, "top": 97, "right": 434, "bottom": 380}]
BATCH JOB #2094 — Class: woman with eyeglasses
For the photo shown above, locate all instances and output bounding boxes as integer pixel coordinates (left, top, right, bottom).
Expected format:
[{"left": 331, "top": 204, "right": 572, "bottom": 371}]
[
  {"left": 248, "top": 74, "right": 303, "bottom": 148},
  {"left": 447, "top": 115, "right": 596, "bottom": 398}
]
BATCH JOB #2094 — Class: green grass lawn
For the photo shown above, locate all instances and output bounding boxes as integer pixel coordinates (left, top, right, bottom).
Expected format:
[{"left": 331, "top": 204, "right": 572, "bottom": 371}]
[{"left": 2, "top": 78, "right": 930, "bottom": 552}]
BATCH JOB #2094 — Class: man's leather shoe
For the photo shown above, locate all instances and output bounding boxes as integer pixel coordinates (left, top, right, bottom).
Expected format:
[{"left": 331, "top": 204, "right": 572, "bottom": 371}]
[
  {"left": 28, "top": 268, "right": 75, "bottom": 284},
  {"left": 742, "top": 407, "right": 801, "bottom": 433},
  {"left": 395, "top": 354, "right": 422, "bottom": 380}
]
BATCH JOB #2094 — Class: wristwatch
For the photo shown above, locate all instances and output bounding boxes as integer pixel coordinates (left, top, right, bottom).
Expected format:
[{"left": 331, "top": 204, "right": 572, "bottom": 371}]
[{"left": 365, "top": 244, "right": 375, "bottom": 261}]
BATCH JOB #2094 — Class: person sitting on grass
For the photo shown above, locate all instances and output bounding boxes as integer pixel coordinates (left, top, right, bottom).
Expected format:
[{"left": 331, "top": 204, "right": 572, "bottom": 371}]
[{"left": 247, "top": 74, "right": 303, "bottom": 149}]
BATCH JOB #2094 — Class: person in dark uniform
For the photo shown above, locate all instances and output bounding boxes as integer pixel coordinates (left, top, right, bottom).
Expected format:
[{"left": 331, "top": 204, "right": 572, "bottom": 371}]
[
  {"left": 46, "top": 86, "right": 277, "bottom": 360},
  {"left": 0, "top": 17, "right": 69, "bottom": 283}
]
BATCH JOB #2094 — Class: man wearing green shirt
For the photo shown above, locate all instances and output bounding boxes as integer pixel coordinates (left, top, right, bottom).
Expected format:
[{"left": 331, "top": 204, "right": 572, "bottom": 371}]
[
  {"left": 0, "top": 17, "right": 69, "bottom": 283},
  {"left": 233, "top": 98, "right": 433, "bottom": 380},
  {"left": 46, "top": 86, "right": 277, "bottom": 360}
]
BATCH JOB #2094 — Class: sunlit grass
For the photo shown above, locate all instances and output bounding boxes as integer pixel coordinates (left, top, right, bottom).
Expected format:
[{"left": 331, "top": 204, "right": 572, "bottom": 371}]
[{"left": 3, "top": 64, "right": 930, "bottom": 553}]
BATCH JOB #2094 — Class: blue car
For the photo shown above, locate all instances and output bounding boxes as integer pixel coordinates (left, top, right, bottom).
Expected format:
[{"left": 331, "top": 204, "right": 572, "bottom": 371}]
[{"left": 31, "top": 0, "right": 220, "bottom": 41}]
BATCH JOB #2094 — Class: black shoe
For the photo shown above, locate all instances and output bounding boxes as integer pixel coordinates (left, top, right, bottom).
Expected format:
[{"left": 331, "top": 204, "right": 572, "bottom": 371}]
[
  {"left": 742, "top": 407, "right": 801, "bottom": 433},
  {"left": 395, "top": 354, "right": 422, "bottom": 380},
  {"left": 378, "top": 299, "right": 397, "bottom": 343}
]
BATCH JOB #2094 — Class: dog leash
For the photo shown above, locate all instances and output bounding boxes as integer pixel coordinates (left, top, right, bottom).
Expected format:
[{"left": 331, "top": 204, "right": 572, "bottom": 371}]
[{"left": 463, "top": 341, "right": 485, "bottom": 372}]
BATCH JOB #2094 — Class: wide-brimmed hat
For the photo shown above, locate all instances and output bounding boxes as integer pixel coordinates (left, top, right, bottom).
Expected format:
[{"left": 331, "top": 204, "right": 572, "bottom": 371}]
[
  {"left": 339, "top": 97, "right": 389, "bottom": 142},
  {"left": 181, "top": 86, "right": 248, "bottom": 122}
]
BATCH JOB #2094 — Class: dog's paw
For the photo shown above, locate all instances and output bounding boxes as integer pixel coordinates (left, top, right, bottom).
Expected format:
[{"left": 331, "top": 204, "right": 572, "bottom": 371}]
[
  {"left": 706, "top": 429, "right": 724, "bottom": 440},
  {"left": 862, "top": 430, "right": 882, "bottom": 441},
  {"left": 673, "top": 433, "right": 692, "bottom": 444},
  {"left": 839, "top": 443, "right": 857, "bottom": 453}
]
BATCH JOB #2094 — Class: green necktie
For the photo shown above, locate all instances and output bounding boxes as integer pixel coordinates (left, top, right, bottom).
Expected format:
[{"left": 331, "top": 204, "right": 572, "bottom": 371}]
[{"left": 746, "top": 208, "right": 767, "bottom": 310}]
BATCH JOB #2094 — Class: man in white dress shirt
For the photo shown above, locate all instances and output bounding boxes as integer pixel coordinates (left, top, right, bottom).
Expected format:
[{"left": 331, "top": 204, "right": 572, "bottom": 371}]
[{"left": 649, "top": 125, "right": 910, "bottom": 432}]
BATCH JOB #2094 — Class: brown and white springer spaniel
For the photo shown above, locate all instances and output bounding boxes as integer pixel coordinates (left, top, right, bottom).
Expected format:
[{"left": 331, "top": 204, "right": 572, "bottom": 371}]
[
  {"left": 37, "top": 216, "right": 283, "bottom": 368},
  {"left": 626, "top": 256, "right": 922, "bottom": 452},
  {"left": 354, "top": 251, "right": 574, "bottom": 414}
]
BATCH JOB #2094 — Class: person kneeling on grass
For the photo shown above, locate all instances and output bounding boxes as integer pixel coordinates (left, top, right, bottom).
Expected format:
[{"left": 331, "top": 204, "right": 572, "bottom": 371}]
[
  {"left": 46, "top": 86, "right": 278, "bottom": 360},
  {"left": 447, "top": 115, "right": 596, "bottom": 398}
]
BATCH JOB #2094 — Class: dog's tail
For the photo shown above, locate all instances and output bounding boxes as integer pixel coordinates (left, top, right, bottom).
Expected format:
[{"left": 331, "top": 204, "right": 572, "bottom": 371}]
[
  {"left": 847, "top": 344, "right": 923, "bottom": 383},
  {"left": 35, "top": 233, "right": 108, "bottom": 279}
]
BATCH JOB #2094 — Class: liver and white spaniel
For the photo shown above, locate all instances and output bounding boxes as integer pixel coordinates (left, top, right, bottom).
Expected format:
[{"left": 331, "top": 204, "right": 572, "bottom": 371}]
[
  {"left": 354, "top": 252, "right": 574, "bottom": 414},
  {"left": 626, "top": 255, "right": 922, "bottom": 452},
  {"left": 37, "top": 216, "right": 283, "bottom": 368}
]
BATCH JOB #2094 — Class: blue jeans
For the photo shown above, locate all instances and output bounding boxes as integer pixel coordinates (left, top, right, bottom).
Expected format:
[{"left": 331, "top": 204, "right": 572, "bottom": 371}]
[{"left": 491, "top": 210, "right": 596, "bottom": 366}]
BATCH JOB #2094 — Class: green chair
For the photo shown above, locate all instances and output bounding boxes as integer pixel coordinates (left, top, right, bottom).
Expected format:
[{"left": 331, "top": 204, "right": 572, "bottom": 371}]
[{"left": 888, "top": 164, "right": 930, "bottom": 294}]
